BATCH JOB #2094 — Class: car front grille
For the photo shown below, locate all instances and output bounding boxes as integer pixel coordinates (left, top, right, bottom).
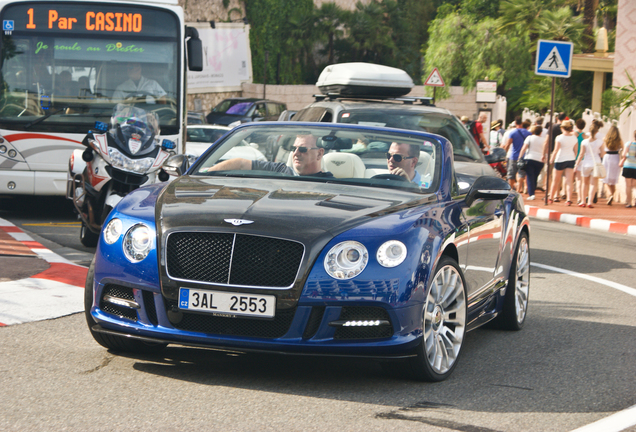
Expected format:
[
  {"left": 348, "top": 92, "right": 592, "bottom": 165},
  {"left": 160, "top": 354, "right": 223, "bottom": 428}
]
[{"left": 166, "top": 232, "right": 304, "bottom": 288}]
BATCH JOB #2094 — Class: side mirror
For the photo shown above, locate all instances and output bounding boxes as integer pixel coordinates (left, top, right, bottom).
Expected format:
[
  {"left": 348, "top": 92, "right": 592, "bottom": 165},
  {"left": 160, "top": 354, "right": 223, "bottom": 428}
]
[
  {"left": 163, "top": 154, "right": 190, "bottom": 177},
  {"left": 186, "top": 27, "right": 203, "bottom": 72},
  {"left": 465, "top": 175, "right": 511, "bottom": 207},
  {"left": 485, "top": 147, "right": 506, "bottom": 164}
]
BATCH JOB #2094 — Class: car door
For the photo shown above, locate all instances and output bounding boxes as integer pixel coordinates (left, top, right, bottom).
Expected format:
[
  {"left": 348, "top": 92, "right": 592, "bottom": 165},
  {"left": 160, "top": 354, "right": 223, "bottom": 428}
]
[
  {"left": 253, "top": 103, "right": 267, "bottom": 121},
  {"left": 265, "top": 103, "right": 284, "bottom": 121},
  {"left": 462, "top": 190, "right": 504, "bottom": 297}
]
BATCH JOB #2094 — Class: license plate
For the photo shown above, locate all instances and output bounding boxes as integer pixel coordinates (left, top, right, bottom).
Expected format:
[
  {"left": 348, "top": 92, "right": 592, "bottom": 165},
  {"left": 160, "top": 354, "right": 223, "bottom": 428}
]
[{"left": 179, "top": 288, "right": 276, "bottom": 318}]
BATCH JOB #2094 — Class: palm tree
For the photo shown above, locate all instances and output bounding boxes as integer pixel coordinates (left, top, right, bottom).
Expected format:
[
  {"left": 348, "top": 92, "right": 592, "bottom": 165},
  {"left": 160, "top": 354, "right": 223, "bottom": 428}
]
[
  {"left": 315, "top": 3, "right": 345, "bottom": 64},
  {"left": 535, "top": 7, "right": 587, "bottom": 45}
]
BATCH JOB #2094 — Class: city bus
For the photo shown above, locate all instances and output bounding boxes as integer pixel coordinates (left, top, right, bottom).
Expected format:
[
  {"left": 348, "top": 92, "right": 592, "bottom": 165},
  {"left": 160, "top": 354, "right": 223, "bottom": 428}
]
[{"left": 0, "top": 0, "right": 202, "bottom": 195}]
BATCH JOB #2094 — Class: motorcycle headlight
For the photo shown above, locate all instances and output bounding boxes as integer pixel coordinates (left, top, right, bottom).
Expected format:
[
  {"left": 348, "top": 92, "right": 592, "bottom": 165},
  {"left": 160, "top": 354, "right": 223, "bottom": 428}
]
[
  {"left": 324, "top": 241, "right": 368, "bottom": 280},
  {"left": 103, "top": 218, "right": 122, "bottom": 245},
  {"left": 108, "top": 147, "right": 154, "bottom": 174},
  {"left": 123, "top": 224, "right": 153, "bottom": 262},
  {"left": 377, "top": 240, "right": 407, "bottom": 268}
]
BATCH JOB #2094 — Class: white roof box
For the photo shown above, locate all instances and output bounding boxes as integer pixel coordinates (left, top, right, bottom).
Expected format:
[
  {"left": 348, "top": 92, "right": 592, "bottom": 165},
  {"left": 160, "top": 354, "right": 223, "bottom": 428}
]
[{"left": 316, "top": 63, "right": 414, "bottom": 98}]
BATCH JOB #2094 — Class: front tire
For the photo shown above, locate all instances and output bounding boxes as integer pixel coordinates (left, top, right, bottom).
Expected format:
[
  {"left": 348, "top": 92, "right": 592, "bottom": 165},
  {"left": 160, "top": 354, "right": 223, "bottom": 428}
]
[
  {"left": 79, "top": 222, "right": 99, "bottom": 247},
  {"left": 495, "top": 232, "right": 530, "bottom": 330},
  {"left": 408, "top": 256, "right": 467, "bottom": 382},
  {"left": 84, "top": 258, "right": 167, "bottom": 354}
]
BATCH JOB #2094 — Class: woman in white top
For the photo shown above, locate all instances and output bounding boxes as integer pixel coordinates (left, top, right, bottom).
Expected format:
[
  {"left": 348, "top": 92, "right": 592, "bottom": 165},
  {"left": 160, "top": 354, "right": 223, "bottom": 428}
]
[
  {"left": 574, "top": 119, "right": 604, "bottom": 208},
  {"left": 518, "top": 125, "right": 546, "bottom": 200},
  {"left": 549, "top": 120, "right": 578, "bottom": 205}
]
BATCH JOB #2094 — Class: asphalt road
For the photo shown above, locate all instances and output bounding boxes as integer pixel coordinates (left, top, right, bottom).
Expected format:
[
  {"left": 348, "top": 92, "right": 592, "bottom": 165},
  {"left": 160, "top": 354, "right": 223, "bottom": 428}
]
[{"left": 0, "top": 195, "right": 635, "bottom": 432}]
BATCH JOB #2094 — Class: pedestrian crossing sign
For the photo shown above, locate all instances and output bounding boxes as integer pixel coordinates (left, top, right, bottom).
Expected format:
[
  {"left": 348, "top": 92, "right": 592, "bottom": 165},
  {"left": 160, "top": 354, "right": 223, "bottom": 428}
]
[{"left": 535, "top": 40, "right": 573, "bottom": 78}]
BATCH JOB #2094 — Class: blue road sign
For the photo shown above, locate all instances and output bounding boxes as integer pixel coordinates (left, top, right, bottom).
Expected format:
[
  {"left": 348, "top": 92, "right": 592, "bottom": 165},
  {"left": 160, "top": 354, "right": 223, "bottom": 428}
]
[{"left": 535, "top": 40, "right": 573, "bottom": 78}]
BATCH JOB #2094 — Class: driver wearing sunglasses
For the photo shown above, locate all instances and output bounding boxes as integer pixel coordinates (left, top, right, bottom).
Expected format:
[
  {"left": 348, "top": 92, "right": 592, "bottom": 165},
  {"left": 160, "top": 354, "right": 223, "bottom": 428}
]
[
  {"left": 387, "top": 142, "right": 420, "bottom": 183},
  {"left": 203, "top": 135, "right": 333, "bottom": 177}
]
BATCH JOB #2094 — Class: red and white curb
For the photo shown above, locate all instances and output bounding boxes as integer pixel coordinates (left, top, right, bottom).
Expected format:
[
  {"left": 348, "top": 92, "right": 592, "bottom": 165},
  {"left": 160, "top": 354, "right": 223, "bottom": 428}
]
[
  {"left": 0, "top": 217, "right": 88, "bottom": 326},
  {"left": 525, "top": 205, "right": 636, "bottom": 236}
]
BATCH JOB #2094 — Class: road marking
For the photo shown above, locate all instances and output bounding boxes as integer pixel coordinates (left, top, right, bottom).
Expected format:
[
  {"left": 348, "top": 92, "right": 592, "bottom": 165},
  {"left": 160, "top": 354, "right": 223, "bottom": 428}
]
[
  {"left": 530, "top": 263, "right": 636, "bottom": 432},
  {"left": 531, "top": 262, "right": 636, "bottom": 297},
  {"left": 569, "top": 404, "right": 636, "bottom": 432},
  {"left": 22, "top": 222, "right": 81, "bottom": 227}
]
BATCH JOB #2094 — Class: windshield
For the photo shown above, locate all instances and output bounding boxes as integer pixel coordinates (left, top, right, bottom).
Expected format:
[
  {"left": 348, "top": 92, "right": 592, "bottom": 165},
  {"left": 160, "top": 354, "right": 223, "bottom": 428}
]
[
  {"left": 192, "top": 124, "right": 442, "bottom": 193},
  {"left": 187, "top": 127, "right": 229, "bottom": 143},
  {"left": 337, "top": 109, "right": 483, "bottom": 162},
  {"left": 0, "top": 2, "right": 180, "bottom": 135},
  {"left": 213, "top": 100, "right": 254, "bottom": 116}
]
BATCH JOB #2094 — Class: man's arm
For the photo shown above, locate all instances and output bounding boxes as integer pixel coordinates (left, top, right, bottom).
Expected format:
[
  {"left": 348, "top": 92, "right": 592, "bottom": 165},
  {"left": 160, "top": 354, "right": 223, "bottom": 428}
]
[{"left": 203, "top": 158, "right": 251, "bottom": 172}]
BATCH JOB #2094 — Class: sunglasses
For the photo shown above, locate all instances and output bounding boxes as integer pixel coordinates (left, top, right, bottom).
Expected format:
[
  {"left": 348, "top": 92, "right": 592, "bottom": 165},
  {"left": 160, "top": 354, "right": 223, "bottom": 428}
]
[
  {"left": 386, "top": 152, "right": 414, "bottom": 163},
  {"left": 293, "top": 146, "right": 319, "bottom": 153}
]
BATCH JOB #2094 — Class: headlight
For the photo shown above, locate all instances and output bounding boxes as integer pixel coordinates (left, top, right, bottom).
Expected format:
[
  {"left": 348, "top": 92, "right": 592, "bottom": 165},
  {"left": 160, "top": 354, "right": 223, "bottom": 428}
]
[
  {"left": 123, "top": 224, "right": 152, "bottom": 262},
  {"left": 103, "top": 218, "right": 122, "bottom": 244},
  {"left": 324, "top": 241, "right": 368, "bottom": 280},
  {"left": 108, "top": 147, "right": 154, "bottom": 174},
  {"left": 377, "top": 240, "right": 407, "bottom": 268}
]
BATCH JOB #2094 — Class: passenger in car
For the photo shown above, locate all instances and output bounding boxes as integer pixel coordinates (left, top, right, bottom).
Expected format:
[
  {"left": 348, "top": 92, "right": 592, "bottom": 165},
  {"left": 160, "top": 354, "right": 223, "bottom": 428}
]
[
  {"left": 387, "top": 142, "right": 421, "bottom": 184},
  {"left": 204, "top": 135, "right": 333, "bottom": 177}
]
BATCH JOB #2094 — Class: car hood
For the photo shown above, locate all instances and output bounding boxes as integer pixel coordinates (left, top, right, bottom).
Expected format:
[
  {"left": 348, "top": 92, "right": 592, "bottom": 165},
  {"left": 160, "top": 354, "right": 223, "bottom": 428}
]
[
  {"left": 455, "top": 160, "right": 496, "bottom": 176},
  {"left": 158, "top": 176, "right": 434, "bottom": 244}
]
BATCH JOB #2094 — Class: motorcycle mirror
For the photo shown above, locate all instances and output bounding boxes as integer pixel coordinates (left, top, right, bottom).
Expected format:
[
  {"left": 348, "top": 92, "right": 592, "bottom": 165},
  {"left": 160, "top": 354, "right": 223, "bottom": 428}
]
[{"left": 163, "top": 154, "right": 190, "bottom": 177}]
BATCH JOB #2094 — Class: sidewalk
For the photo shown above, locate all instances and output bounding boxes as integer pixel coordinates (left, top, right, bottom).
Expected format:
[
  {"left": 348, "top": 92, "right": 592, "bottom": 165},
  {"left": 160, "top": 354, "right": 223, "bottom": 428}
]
[{"left": 523, "top": 188, "right": 636, "bottom": 235}]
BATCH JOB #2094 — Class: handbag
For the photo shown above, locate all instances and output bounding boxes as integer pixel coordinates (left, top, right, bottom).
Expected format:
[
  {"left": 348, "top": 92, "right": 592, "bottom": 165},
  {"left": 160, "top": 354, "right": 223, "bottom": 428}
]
[
  {"left": 588, "top": 140, "right": 606, "bottom": 178},
  {"left": 516, "top": 158, "right": 527, "bottom": 170},
  {"left": 593, "top": 162, "right": 606, "bottom": 178}
]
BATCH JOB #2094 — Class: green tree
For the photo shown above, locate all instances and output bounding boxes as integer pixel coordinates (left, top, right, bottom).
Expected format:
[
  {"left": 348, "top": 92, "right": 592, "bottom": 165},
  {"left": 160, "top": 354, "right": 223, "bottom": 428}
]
[
  {"left": 535, "top": 7, "right": 587, "bottom": 45},
  {"left": 422, "top": 12, "right": 469, "bottom": 98}
]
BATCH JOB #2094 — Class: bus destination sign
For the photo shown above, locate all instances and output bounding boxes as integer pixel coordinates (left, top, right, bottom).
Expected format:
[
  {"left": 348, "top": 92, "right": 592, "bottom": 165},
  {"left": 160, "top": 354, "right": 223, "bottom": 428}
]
[{"left": 1, "top": 3, "right": 177, "bottom": 37}]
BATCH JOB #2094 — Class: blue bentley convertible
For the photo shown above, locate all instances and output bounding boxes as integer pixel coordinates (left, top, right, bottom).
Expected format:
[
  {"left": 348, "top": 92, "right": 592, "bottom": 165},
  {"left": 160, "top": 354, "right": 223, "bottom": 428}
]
[{"left": 86, "top": 122, "right": 530, "bottom": 381}]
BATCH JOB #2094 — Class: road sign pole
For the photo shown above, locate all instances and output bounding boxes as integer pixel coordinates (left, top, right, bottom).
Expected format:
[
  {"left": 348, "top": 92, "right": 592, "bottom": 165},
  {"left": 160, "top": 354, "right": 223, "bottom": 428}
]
[
  {"left": 433, "top": 87, "right": 436, "bottom": 105},
  {"left": 545, "top": 77, "right": 556, "bottom": 206}
]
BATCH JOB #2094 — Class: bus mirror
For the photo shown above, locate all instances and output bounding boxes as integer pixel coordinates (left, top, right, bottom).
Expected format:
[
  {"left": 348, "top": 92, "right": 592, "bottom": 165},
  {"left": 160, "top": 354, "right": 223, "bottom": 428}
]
[{"left": 186, "top": 26, "right": 203, "bottom": 72}]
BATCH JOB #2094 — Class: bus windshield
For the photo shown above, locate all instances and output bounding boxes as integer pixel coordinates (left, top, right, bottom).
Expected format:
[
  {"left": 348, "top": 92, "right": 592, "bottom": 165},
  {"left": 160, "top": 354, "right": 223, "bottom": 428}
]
[{"left": 0, "top": 2, "right": 180, "bottom": 135}]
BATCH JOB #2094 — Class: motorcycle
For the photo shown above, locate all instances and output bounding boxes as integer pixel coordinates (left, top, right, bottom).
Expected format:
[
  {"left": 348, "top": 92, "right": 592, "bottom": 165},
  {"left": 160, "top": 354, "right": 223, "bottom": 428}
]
[
  {"left": 66, "top": 104, "right": 176, "bottom": 247},
  {"left": 485, "top": 146, "right": 507, "bottom": 179}
]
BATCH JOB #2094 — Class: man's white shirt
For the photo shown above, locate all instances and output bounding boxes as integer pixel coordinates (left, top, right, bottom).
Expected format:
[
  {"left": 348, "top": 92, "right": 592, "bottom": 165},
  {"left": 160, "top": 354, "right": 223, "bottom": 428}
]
[{"left": 112, "top": 76, "right": 166, "bottom": 101}]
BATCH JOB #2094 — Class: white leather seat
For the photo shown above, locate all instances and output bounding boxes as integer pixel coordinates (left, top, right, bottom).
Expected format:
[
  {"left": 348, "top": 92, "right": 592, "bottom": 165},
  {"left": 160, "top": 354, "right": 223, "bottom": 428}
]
[
  {"left": 322, "top": 152, "right": 366, "bottom": 178},
  {"left": 417, "top": 151, "right": 433, "bottom": 177}
]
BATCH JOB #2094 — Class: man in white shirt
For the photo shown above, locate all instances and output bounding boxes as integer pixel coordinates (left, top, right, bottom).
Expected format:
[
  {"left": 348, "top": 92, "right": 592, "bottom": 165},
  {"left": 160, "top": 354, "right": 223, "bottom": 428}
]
[{"left": 112, "top": 62, "right": 166, "bottom": 103}]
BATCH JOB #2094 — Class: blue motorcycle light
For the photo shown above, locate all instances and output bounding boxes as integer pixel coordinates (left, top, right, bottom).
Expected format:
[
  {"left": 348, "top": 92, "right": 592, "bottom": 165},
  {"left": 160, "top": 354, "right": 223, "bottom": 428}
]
[
  {"left": 161, "top": 139, "right": 176, "bottom": 150},
  {"left": 94, "top": 121, "right": 108, "bottom": 132}
]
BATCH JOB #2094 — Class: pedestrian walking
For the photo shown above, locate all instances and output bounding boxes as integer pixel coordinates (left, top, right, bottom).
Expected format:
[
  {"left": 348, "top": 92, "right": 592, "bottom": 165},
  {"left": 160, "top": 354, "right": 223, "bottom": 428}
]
[
  {"left": 490, "top": 120, "right": 503, "bottom": 147},
  {"left": 574, "top": 119, "right": 603, "bottom": 208},
  {"left": 574, "top": 118, "right": 587, "bottom": 206},
  {"left": 602, "top": 125, "right": 624, "bottom": 205},
  {"left": 518, "top": 125, "right": 546, "bottom": 200},
  {"left": 504, "top": 117, "right": 531, "bottom": 192},
  {"left": 548, "top": 119, "right": 577, "bottom": 205},
  {"left": 619, "top": 130, "right": 636, "bottom": 208}
]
